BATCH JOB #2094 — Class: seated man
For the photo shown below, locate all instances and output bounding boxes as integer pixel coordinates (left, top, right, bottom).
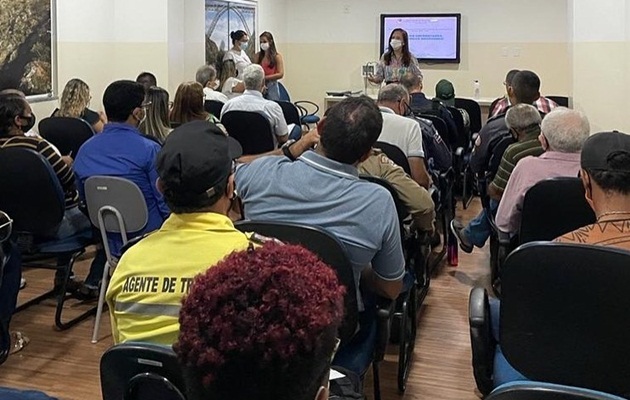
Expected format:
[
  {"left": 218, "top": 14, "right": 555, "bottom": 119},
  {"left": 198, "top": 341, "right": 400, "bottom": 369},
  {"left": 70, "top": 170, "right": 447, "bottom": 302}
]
[
  {"left": 400, "top": 72, "right": 458, "bottom": 145},
  {"left": 220, "top": 64, "right": 295, "bottom": 144},
  {"left": 136, "top": 71, "right": 157, "bottom": 93},
  {"left": 235, "top": 96, "right": 405, "bottom": 302},
  {"left": 74, "top": 80, "right": 170, "bottom": 266},
  {"left": 0, "top": 95, "right": 99, "bottom": 294},
  {"left": 556, "top": 131, "right": 630, "bottom": 250},
  {"left": 376, "top": 84, "right": 431, "bottom": 189},
  {"left": 490, "top": 69, "right": 558, "bottom": 119},
  {"left": 450, "top": 73, "right": 544, "bottom": 253},
  {"left": 106, "top": 121, "right": 250, "bottom": 345},
  {"left": 196, "top": 64, "right": 229, "bottom": 103},
  {"left": 496, "top": 108, "right": 590, "bottom": 236},
  {"left": 451, "top": 104, "right": 544, "bottom": 252},
  {"left": 359, "top": 148, "right": 435, "bottom": 233},
  {"left": 175, "top": 243, "right": 345, "bottom": 400}
]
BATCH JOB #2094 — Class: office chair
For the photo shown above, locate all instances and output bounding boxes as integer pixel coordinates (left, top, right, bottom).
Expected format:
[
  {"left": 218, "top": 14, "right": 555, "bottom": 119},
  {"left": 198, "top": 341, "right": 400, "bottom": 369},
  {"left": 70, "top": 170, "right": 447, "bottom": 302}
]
[
  {"left": 0, "top": 210, "right": 11, "bottom": 365},
  {"left": 203, "top": 100, "right": 224, "bottom": 119},
  {"left": 84, "top": 176, "right": 149, "bottom": 343},
  {"left": 546, "top": 96, "right": 569, "bottom": 108},
  {"left": 470, "top": 242, "right": 630, "bottom": 397},
  {"left": 38, "top": 117, "right": 95, "bottom": 157},
  {"left": 221, "top": 111, "right": 275, "bottom": 155},
  {"left": 0, "top": 147, "right": 94, "bottom": 330},
  {"left": 492, "top": 177, "right": 596, "bottom": 287},
  {"left": 100, "top": 342, "right": 186, "bottom": 400},
  {"left": 454, "top": 97, "right": 482, "bottom": 135},
  {"left": 274, "top": 100, "right": 302, "bottom": 127},
  {"left": 487, "top": 381, "right": 626, "bottom": 400},
  {"left": 234, "top": 220, "right": 391, "bottom": 400}
]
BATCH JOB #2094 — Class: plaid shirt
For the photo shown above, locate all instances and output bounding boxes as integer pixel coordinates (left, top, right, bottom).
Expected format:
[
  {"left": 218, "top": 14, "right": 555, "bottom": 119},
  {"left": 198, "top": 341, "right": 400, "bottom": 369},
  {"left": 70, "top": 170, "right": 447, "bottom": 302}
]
[{"left": 489, "top": 96, "right": 559, "bottom": 119}]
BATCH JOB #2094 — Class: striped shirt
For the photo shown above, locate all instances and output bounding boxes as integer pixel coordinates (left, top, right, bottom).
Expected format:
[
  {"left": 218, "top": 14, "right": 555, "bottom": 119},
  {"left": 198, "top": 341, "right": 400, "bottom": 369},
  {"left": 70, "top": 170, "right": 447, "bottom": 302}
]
[
  {"left": 490, "top": 96, "right": 558, "bottom": 119},
  {"left": 0, "top": 135, "right": 79, "bottom": 208},
  {"left": 490, "top": 132, "right": 544, "bottom": 193}
]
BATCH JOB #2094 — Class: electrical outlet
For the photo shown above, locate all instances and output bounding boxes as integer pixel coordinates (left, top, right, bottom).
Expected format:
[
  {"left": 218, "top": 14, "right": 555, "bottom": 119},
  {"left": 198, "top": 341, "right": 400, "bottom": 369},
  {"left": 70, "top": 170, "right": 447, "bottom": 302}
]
[
  {"left": 512, "top": 47, "right": 521, "bottom": 57},
  {"left": 501, "top": 47, "right": 509, "bottom": 57},
  {"left": 343, "top": 4, "right": 351, "bottom": 14}
]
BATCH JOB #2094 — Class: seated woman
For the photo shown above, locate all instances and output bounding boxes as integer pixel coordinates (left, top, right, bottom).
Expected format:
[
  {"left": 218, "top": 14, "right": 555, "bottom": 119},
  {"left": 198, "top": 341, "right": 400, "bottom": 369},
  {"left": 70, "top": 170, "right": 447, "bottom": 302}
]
[
  {"left": 53, "top": 78, "right": 106, "bottom": 133},
  {"left": 169, "top": 81, "right": 218, "bottom": 127},
  {"left": 139, "top": 86, "right": 171, "bottom": 144},
  {"left": 175, "top": 243, "right": 344, "bottom": 400},
  {"left": 219, "top": 60, "right": 245, "bottom": 100}
]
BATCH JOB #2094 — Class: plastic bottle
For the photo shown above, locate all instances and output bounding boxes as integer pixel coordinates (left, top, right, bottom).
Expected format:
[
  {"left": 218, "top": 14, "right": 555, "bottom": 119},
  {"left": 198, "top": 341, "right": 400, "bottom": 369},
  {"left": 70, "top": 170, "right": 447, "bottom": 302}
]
[{"left": 473, "top": 80, "right": 480, "bottom": 100}]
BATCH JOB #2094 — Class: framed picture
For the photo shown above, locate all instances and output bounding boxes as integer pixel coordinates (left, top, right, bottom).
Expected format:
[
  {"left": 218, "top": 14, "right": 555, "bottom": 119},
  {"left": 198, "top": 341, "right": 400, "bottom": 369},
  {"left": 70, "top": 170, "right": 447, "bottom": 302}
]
[
  {"left": 205, "top": 0, "right": 257, "bottom": 68},
  {"left": 0, "top": 0, "right": 56, "bottom": 100}
]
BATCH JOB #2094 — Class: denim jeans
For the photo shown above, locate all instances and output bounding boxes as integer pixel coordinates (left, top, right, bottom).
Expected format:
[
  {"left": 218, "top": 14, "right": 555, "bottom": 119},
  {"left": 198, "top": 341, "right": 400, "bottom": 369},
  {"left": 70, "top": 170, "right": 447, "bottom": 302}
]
[
  {"left": 463, "top": 199, "right": 499, "bottom": 248},
  {"left": 52, "top": 207, "right": 105, "bottom": 288},
  {"left": 0, "top": 242, "right": 21, "bottom": 331},
  {"left": 265, "top": 80, "right": 281, "bottom": 101}
]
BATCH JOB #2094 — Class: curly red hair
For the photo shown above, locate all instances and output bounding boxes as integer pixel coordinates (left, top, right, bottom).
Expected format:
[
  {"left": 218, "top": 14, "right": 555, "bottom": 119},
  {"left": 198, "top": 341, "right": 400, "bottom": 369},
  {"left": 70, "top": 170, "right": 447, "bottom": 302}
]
[{"left": 175, "top": 243, "right": 345, "bottom": 400}]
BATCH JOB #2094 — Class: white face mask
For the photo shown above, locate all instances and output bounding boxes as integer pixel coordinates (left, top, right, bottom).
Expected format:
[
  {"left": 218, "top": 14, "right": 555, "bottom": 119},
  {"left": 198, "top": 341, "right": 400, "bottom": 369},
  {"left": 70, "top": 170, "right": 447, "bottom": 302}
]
[
  {"left": 240, "top": 41, "right": 249, "bottom": 51},
  {"left": 260, "top": 42, "right": 270, "bottom": 51},
  {"left": 390, "top": 39, "right": 403, "bottom": 50},
  {"left": 211, "top": 79, "right": 220, "bottom": 90}
]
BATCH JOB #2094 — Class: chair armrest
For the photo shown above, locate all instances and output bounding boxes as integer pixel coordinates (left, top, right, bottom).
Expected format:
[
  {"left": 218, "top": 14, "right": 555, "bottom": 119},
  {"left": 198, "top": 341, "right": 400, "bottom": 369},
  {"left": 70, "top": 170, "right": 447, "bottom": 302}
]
[
  {"left": 374, "top": 297, "right": 394, "bottom": 362},
  {"left": 469, "top": 287, "right": 495, "bottom": 395}
]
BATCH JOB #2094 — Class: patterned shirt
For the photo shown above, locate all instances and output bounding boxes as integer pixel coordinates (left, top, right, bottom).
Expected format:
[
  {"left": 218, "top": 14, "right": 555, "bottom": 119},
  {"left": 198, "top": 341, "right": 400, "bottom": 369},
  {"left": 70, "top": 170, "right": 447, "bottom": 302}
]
[
  {"left": 555, "top": 219, "right": 630, "bottom": 251},
  {"left": 375, "top": 53, "right": 422, "bottom": 83},
  {"left": 490, "top": 96, "right": 559, "bottom": 119},
  {"left": 490, "top": 132, "right": 544, "bottom": 193},
  {"left": 0, "top": 135, "right": 79, "bottom": 208}
]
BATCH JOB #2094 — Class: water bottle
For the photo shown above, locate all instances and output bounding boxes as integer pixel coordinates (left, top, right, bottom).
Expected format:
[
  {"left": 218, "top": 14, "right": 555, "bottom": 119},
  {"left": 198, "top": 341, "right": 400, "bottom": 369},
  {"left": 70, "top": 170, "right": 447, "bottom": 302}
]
[{"left": 473, "top": 80, "right": 480, "bottom": 100}]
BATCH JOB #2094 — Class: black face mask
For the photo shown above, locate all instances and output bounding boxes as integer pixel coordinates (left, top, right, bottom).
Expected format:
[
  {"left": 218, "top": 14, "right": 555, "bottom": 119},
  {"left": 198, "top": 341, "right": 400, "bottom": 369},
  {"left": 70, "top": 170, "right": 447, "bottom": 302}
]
[{"left": 19, "top": 114, "right": 36, "bottom": 132}]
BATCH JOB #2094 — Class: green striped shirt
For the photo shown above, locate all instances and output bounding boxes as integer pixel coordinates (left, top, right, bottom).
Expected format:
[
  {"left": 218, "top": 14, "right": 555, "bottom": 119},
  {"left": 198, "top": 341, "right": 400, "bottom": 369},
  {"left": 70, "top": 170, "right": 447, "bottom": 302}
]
[
  {"left": 490, "top": 134, "right": 544, "bottom": 193},
  {"left": 0, "top": 135, "right": 79, "bottom": 208}
]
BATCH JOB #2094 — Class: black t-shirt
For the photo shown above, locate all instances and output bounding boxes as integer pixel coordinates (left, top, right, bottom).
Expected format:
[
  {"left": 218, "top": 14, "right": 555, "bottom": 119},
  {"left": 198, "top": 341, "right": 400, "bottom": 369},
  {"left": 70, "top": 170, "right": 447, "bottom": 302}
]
[{"left": 52, "top": 108, "right": 100, "bottom": 125}]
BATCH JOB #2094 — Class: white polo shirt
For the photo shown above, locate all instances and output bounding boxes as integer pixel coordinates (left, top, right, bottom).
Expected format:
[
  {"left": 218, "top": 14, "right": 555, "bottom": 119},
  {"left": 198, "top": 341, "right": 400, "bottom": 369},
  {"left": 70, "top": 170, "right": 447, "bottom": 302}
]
[
  {"left": 220, "top": 90, "right": 289, "bottom": 140},
  {"left": 377, "top": 106, "right": 425, "bottom": 158}
]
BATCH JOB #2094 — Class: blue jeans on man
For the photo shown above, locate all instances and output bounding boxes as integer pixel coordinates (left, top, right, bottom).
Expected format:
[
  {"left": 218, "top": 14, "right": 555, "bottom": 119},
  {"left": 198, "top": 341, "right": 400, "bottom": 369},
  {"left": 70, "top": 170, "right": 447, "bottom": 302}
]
[{"left": 463, "top": 199, "right": 499, "bottom": 248}]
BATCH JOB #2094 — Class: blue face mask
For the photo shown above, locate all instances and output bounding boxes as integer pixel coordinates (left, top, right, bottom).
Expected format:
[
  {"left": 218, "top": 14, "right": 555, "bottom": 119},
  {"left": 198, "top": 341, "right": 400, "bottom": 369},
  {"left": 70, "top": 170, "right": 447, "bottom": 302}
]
[{"left": 240, "top": 42, "right": 249, "bottom": 51}]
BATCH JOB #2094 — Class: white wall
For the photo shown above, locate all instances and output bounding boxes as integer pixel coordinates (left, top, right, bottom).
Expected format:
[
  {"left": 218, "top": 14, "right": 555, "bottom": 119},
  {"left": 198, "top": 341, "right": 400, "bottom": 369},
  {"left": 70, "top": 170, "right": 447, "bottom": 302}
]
[{"left": 266, "top": 0, "right": 570, "bottom": 108}]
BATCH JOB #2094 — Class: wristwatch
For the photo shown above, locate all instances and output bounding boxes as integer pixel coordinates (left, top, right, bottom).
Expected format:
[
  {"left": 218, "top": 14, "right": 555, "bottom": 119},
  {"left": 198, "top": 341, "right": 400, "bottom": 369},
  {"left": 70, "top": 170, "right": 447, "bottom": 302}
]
[{"left": 281, "top": 139, "right": 297, "bottom": 161}]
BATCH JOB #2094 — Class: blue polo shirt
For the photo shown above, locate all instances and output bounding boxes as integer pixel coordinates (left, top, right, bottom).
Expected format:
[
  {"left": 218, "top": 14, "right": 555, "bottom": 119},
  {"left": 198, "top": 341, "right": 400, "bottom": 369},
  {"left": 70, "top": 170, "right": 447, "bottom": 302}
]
[
  {"left": 74, "top": 122, "right": 170, "bottom": 256},
  {"left": 235, "top": 151, "right": 405, "bottom": 303}
]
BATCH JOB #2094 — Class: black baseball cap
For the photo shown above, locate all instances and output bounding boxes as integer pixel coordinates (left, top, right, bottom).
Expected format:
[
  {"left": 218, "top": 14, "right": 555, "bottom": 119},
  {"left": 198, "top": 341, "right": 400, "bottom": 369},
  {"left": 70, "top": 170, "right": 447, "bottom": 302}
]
[
  {"left": 157, "top": 120, "right": 242, "bottom": 196},
  {"left": 581, "top": 131, "right": 630, "bottom": 172}
]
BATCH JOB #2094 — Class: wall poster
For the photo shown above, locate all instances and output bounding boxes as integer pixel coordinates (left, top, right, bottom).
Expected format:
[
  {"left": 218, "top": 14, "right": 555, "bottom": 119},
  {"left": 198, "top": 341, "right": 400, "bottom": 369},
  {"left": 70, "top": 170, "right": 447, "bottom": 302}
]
[{"left": 0, "top": 0, "right": 55, "bottom": 98}]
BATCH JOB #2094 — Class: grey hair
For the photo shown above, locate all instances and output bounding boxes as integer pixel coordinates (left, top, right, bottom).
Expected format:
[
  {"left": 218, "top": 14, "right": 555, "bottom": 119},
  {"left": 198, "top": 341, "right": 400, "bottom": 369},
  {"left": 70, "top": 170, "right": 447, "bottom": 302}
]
[
  {"left": 505, "top": 104, "right": 541, "bottom": 132},
  {"left": 242, "top": 64, "right": 265, "bottom": 91},
  {"left": 541, "top": 107, "right": 590, "bottom": 153},
  {"left": 195, "top": 65, "right": 217, "bottom": 87},
  {"left": 377, "top": 84, "right": 409, "bottom": 103},
  {"left": 399, "top": 73, "right": 422, "bottom": 92}
]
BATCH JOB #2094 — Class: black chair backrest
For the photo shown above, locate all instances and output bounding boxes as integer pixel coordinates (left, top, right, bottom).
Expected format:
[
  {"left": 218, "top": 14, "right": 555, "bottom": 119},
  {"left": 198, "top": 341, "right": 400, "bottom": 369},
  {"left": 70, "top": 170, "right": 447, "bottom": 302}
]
[
  {"left": 38, "top": 117, "right": 94, "bottom": 157},
  {"left": 446, "top": 105, "right": 470, "bottom": 149},
  {"left": 221, "top": 111, "right": 275, "bottom": 155},
  {"left": 374, "top": 141, "right": 411, "bottom": 175},
  {"left": 486, "top": 381, "right": 625, "bottom": 400},
  {"left": 519, "top": 177, "right": 595, "bottom": 243},
  {"left": 234, "top": 220, "right": 359, "bottom": 345},
  {"left": 419, "top": 114, "right": 452, "bottom": 149},
  {"left": 0, "top": 147, "right": 64, "bottom": 234},
  {"left": 547, "top": 96, "right": 569, "bottom": 108},
  {"left": 501, "top": 242, "right": 630, "bottom": 397},
  {"left": 100, "top": 343, "right": 187, "bottom": 400},
  {"left": 454, "top": 98, "right": 482, "bottom": 135},
  {"left": 204, "top": 100, "right": 224, "bottom": 119},
  {"left": 360, "top": 175, "right": 408, "bottom": 223},
  {"left": 274, "top": 100, "right": 301, "bottom": 127}
]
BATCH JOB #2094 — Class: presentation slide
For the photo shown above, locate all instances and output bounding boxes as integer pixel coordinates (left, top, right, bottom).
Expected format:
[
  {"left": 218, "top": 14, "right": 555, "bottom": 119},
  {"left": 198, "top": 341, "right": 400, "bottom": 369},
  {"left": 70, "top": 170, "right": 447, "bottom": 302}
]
[{"left": 382, "top": 15, "right": 460, "bottom": 62}]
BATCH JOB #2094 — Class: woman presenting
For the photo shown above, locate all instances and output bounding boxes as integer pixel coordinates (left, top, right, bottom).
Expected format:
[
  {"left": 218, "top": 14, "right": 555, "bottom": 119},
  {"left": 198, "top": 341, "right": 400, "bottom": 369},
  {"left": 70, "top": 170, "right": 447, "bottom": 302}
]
[
  {"left": 368, "top": 28, "right": 422, "bottom": 84},
  {"left": 223, "top": 30, "right": 252, "bottom": 78},
  {"left": 255, "top": 31, "right": 284, "bottom": 101}
]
